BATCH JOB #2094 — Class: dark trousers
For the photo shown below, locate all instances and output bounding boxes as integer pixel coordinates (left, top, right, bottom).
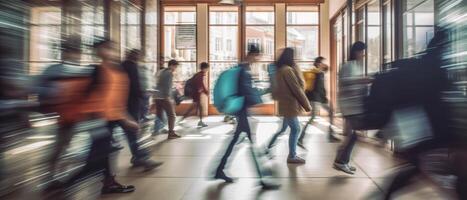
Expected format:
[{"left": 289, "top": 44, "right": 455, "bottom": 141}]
[
  {"left": 155, "top": 99, "right": 176, "bottom": 132},
  {"left": 215, "top": 109, "right": 266, "bottom": 178},
  {"left": 108, "top": 120, "right": 149, "bottom": 160},
  {"left": 65, "top": 120, "right": 112, "bottom": 186},
  {"left": 334, "top": 116, "right": 360, "bottom": 164}
]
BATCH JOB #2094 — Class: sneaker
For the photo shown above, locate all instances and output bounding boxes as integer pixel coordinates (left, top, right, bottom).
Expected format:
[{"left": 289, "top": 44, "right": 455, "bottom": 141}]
[
  {"left": 132, "top": 158, "right": 164, "bottom": 171},
  {"left": 197, "top": 121, "right": 208, "bottom": 128},
  {"left": 102, "top": 182, "right": 135, "bottom": 194},
  {"left": 287, "top": 156, "right": 306, "bottom": 164},
  {"left": 333, "top": 162, "right": 355, "bottom": 174},
  {"left": 213, "top": 171, "right": 234, "bottom": 183},
  {"left": 168, "top": 131, "right": 181, "bottom": 139}
]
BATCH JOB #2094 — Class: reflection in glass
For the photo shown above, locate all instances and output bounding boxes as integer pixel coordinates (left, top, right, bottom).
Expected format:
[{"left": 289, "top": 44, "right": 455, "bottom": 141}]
[
  {"left": 245, "top": 26, "right": 274, "bottom": 61},
  {"left": 163, "top": 26, "right": 197, "bottom": 61},
  {"left": 210, "top": 27, "right": 238, "bottom": 61},
  {"left": 287, "top": 26, "right": 319, "bottom": 61},
  {"left": 403, "top": 0, "right": 434, "bottom": 57}
]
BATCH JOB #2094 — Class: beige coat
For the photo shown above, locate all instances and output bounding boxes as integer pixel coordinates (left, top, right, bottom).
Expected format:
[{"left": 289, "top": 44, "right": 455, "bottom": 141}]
[{"left": 273, "top": 65, "right": 311, "bottom": 117}]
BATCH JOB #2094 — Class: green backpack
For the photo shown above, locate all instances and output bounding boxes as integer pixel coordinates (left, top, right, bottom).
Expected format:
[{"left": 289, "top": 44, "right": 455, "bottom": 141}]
[{"left": 213, "top": 66, "right": 245, "bottom": 114}]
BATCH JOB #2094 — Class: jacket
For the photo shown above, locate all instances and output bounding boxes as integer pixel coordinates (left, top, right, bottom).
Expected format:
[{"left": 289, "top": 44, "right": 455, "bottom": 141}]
[
  {"left": 155, "top": 68, "right": 174, "bottom": 99},
  {"left": 238, "top": 63, "right": 262, "bottom": 109},
  {"left": 305, "top": 68, "right": 328, "bottom": 103},
  {"left": 274, "top": 65, "right": 311, "bottom": 117}
]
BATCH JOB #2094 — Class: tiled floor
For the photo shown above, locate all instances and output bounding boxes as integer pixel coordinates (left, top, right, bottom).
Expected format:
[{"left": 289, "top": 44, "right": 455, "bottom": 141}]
[{"left": 97, "top": 116, "right": 448, "bottom": 200}]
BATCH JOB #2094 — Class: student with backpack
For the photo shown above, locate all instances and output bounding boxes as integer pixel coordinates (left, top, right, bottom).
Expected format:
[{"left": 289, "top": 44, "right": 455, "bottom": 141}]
[
  {"left": 42, "top": 37, "right": 135, "bottom": 195},
  {"left": 212, "top": 44, "right": 280, "bottom": 189},
  {"left": 298, "top": 56, "right": 339, "bottom": 148},
  {"left": 266, "top": 48, "right": 311, "bottom": 164},
  {"left": 179, "top": 62, "right": 210, "bottom": 127},
  {"left": 154, "top": 59, "right": 180, "bottom": 139}
]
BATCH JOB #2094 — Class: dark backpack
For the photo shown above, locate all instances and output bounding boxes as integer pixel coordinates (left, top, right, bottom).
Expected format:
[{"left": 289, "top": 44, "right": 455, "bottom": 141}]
[{"left": 183, "top": 75, "right": 195, "bottom": 98}]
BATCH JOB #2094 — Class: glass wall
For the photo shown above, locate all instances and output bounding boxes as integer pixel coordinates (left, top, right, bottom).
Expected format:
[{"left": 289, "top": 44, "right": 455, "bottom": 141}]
[
  {"left": 163, "top": 6, "right": 197, "bottom": 87},
  {"left": 245, "top": 6, "right": 275, "bottom": 104},
  {"left": 120, "top": 1, "right": 142, "bottom": 59},
  {"left": 29, "top": 7, "right": 62, "bottom": 74},
  {"left": 383, "top": 0, "right": 393, "bottom": 65},
  {"left": 286, "top": 6, "right": 319, "bottom": 70},
  {"left": 209, "top": 6, "right": 239, "bottom": 102},
  {"left": 366, "top": 0, "right": 381, "bottom": 74},
  {"left": 402, "top": 0, "right": 434, "bottom": 57},
  {"left": 145, "top": 0, "right": 158, "bottom": 71}
]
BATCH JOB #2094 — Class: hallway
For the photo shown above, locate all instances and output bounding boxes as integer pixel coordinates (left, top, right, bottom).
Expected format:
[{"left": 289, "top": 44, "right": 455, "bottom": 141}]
[{"left": 100, "top": 116, "right": 445, "bottom": 200}]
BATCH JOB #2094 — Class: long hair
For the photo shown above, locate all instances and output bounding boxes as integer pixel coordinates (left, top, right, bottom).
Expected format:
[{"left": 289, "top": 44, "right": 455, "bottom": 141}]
[
  {"left": 276, "top": 48, "right": 295, "bottom": 68},
  {"left": 348, "top": 41, "right": 366, "bottom": 61}
]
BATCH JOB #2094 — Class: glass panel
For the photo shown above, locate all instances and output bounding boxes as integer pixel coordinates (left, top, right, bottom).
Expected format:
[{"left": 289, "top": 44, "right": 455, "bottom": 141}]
[
  {"left": 164, "top": 11, "right": 196, "bottom": 24},
  {"left": 163, "top": 25, "right": 197, "bottom": 61},
  {"left": 251, "top": 62, "right": 273, "bottom": 104},
  {"left": 403, "top": 0, "right": 434, "bottom": 57},
  {"left": 209, "top": 11, "right": 238, "bottom": 24},
  {"left": 414, "top": 12, "right": 434, "bottom": 25},
  {"left": 37, "top": 11, "right": 61, "bottom": 25},
  {"left": 367, "top": 26, "right": 381, "bottom": 74},
  {"left": 383, "top": 3, "right": 392, "bottom": 63},
  {"left": 80, "top": 25, "right": 105, "bottom": 61},
  {"left": 287, "top": 12, "right": 319, "bottom": 25},
  {"left": 210, "top": 27, "right": 238, "bottom": 61},
  {"left": 30, "top": 26, "right": 61, "bottom": 62},
  {"left": 245, "top": 26, "right": 274, "bottom": 61},
  {"left": 245, "top": 6, "right": 274, "bottom": 25},
  {"left": 296, "top": 62, "right": 315, "bottom": 71},
  {"left": 170, "top": 62, "right": 197, "bottom": 83},
  {"left": 146, "top": 26, "right": 158, "bottom": 61},
  {"left": 367, "top": 0, "right": 381, "bottom": 74},
  {"left": 287, "top": 26, "right": 319, "bottom": 61},
  {"left": 121, "top": 25, "right": 141, "bottom": 56}
]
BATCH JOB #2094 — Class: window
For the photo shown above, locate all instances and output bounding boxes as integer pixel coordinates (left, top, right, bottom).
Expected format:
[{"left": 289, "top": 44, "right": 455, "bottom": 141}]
[
  {"left": 403, "top": 0, "right": 434, "bottom": 57},
  {"left": 367, "top": 0, "right": 381, "bottom": 74},
  {"left": 209, "top": 6, "right": 239, "bottom": 102},
  {"left": 121, "top": 2, "right": 142, "bottom": 59},
  {"left": 29, "top": 7, "right": 62, "bottom": 74},
  {"left": 29, "top": 1, "right": 104, "bottom": 74},
  {"left": 286, "top": 6, "right": 319, "bottom": 70},
  {"left": 145, "top": 0, "right": 158, "bottom": 71},
  {"left": 245, "top": 6, "right": 275, "bottom": 104},
  {"left": 163, "top": 6, "right": 197, "bottom": 87},
  {"left": 383, "top": 1, "right": 393, "bottom": 64}
]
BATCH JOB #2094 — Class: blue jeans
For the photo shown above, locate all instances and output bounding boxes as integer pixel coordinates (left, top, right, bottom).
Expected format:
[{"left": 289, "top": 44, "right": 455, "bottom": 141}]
[{"left": 284, "top": 117, "right": 300, "bottom": 158}]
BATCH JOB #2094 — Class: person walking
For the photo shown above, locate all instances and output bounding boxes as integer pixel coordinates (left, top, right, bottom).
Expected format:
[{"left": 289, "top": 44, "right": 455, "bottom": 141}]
[
  {"left": 268, "top": 48, "right": 311, "bottom": 164},
  {"left": 179, "top": 62, "right": 209, "bottom": 127},
  {"left": 213, "top": 45, "right": 280, "bottom": 189},
  {"left": 120, "top": 49, "right": 162, "bottom": 170},
  {"left": 154, "top": 59, "right": 180, "bottom": 139},
  {"left": 298, "top": 56, "right": 339, "bottom": 148},
  {"left": 333, "top": 41, "right": 371, "bottom": 174}
]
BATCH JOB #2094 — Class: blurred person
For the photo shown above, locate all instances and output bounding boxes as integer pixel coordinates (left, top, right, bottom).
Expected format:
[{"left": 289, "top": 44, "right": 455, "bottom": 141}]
[
  {"left": 120, "top": 49, "right": 163, "bottom": 170},
  {"left": 154, "top": 59, "right": 180, "bottom": 139},
  {"left": 333, "top": 41, "right": 371, "bottom": 174},
  {"left": 152, "top": 65, "right": 167, "bottom": 134},
  {"left": 369, "top": 29, "right": 456, "bottom": 200},
  {"left": 213, "top": 44, "right": 280, "bottom": 189},
  {"left": 43, "top": 37, "right": 135, "bottom": 194},
  {"left": 179, "top": 62, "right": 210, "bottom": 127},
  {"left": 299, "top": 56, "right": 339, "bottom": 147},
  {"left": 266, "top": 48, "right": 311, "bottom": 164}
]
